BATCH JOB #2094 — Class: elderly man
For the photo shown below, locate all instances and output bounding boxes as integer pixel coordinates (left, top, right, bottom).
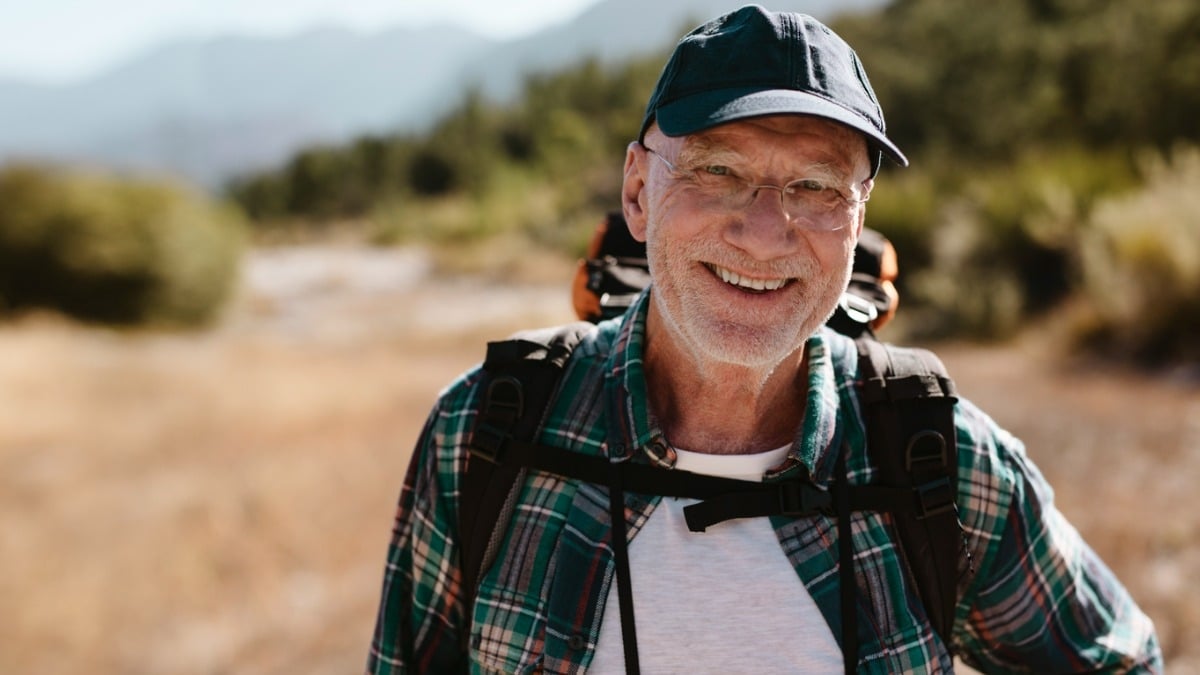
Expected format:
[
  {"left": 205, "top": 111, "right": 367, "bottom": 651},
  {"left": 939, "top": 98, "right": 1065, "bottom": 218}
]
[{"left": 367, "top": 6, "right": 1161, "bottom": 673}]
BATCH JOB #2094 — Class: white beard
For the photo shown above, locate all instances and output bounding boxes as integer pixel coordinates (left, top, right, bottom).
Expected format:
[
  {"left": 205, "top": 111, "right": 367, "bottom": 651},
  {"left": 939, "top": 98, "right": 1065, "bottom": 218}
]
[{"left": 645, "top": 231, "right": 852, "bottom": 370}]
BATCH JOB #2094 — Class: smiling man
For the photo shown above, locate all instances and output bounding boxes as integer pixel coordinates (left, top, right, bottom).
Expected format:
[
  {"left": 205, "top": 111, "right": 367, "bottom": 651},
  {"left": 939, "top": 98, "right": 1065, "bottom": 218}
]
[
  {"left": 367, "top": 6, "right": 1161, "bottom": 674},
  {"left": 628, "top": 115, "right": 872, "bottom": 455}
]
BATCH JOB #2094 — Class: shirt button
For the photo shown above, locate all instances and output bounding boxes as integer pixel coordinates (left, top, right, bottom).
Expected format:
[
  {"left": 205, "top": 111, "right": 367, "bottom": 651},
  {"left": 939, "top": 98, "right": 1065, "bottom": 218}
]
[{"left": 567, "top": 633, "right": 587, "bottom": 651}]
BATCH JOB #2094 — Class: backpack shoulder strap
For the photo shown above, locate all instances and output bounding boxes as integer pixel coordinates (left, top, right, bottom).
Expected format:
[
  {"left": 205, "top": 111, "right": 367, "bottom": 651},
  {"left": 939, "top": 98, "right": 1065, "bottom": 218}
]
[
  {"left": 457, "top": 321, "right": 967, "bottom": 659},
  {"left": 458, "top": 321, "right": 596, "bottom": 644},
  {"left": 854, "top": 335, "right": 963, "bottom": 650}
]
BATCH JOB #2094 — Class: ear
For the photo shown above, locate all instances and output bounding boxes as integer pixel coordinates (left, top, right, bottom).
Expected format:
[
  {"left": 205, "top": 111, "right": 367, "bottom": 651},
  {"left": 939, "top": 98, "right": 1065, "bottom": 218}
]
[{"left": 621, "top": 142, "right": 649, "bottom": 242}]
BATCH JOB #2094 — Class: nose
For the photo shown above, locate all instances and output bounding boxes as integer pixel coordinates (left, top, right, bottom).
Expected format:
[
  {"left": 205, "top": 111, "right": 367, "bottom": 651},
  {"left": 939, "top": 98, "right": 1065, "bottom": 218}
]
[{"left": 723, "top": 188, "right": 803, "bottom": 260}]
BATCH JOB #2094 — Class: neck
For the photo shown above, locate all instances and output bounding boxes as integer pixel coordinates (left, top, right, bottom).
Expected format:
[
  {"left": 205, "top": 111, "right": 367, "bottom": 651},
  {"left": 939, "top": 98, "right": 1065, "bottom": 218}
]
[{"left": 643, "top": 311, "right": 809, "bottom": 455}]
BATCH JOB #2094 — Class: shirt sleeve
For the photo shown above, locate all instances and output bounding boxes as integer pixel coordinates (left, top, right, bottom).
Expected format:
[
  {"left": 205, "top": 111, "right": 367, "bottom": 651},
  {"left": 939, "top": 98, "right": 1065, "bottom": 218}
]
[
  {"left": 951, "top": 399, "right": 1163, "bottom": 673},
  {"left": 366, "top": 382, "right": 477, "bottom": 674}
]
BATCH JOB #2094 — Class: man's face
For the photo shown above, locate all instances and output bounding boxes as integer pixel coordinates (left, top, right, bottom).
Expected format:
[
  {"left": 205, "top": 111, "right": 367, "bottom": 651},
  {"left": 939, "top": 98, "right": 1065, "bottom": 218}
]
[{"left": 623, "top": 115, "right": 871, "bottom": 369}]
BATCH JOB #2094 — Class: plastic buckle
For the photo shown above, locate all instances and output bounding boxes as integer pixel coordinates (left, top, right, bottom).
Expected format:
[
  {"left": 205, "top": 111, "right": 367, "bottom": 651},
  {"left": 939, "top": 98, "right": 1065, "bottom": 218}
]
[
  {"left": 778, "top": 480, "right": 833, "bottom": 516},
  {"left": 838, "top": 292, "right": 879, "bottom": 325},
  {"left": 915, "top": 476, "right": 955, "bottom": 519}
]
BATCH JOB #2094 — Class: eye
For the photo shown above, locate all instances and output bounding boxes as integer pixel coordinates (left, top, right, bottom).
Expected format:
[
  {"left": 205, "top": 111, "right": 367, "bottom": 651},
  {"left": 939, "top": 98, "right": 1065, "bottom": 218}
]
[
  {"left": 693, "top": 164, "right": 741, "bottom": 192},
  {"left": 794, "top": 178, "right": 829, "bottom": 192}
]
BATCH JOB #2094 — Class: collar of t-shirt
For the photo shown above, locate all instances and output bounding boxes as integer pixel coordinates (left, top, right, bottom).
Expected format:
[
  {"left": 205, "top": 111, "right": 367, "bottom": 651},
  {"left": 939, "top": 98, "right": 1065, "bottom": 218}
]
[{"left": 671, "top": 444, "right": 791, "bottom": 483}]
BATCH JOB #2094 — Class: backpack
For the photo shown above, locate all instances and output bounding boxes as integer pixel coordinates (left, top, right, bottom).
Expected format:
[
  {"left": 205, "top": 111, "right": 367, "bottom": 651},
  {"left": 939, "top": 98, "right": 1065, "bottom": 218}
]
[
  {"left": 571, "top": 212, "right": 651, "bottom": 324},
  {"left": 461, "top": 215, "right": 964, "bottom": 675}
]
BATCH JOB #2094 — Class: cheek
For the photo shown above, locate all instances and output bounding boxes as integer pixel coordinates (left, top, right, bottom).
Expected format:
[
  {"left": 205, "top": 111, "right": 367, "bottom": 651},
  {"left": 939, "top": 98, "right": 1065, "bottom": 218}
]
[
  {"left": 645, "top": 200, "right": 709, "bottom": 252},
  {"left": 808, "top": 232, "right": 856, "bottom": 272}
]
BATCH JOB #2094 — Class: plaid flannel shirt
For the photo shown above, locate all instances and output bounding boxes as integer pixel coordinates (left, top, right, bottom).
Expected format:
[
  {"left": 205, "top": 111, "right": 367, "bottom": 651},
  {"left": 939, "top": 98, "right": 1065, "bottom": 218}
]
[{"left": 367, "top": 291, "right": 1162, "bottom": 674}]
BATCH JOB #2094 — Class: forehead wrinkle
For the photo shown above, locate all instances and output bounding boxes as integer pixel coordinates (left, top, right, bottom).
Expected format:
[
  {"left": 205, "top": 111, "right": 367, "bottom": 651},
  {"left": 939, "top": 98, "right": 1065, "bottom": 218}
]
[{"left": 679, "top": 115, "right": 866, "bottom": 164}]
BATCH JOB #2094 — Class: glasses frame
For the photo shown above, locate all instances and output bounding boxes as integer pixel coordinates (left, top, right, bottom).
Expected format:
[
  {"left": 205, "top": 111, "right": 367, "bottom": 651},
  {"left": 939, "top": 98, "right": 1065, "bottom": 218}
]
[{"left": 640, "top": 142, "right": 868, "bottom": 230}]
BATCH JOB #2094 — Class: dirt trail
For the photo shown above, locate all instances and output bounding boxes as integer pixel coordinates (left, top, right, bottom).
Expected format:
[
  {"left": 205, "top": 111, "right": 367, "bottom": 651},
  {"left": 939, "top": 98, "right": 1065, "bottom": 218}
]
[{"left": 2, "top": 246, "right": 1196, "bottom": 674}]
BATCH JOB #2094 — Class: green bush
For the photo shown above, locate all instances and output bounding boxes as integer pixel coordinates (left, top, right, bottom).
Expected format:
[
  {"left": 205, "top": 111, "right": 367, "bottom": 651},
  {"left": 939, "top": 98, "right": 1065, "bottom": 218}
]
[
  {"left": 887, "top": 148, "right": 1138, "bottom": 339},
  {"left": 0, "top": 164, "right": 245, "bottom": 326},
  {"left": 862, "top": 168, "right": 941, "bottom": 287},
  {"left": 1075, "top": 147, "right": 1200, "bottom": 363}
]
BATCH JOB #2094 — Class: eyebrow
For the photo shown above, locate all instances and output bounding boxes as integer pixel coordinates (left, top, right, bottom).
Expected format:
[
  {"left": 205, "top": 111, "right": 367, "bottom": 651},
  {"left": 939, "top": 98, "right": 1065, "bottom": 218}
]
[
  {"left": 676, "top": 138, "right": 745, "bottom": 167},
  {"left": 677, "top": 138, "right": 852, "bottom": 184},
  {"left": 800, "top": 161, "right": 848, "bottom": 184}
]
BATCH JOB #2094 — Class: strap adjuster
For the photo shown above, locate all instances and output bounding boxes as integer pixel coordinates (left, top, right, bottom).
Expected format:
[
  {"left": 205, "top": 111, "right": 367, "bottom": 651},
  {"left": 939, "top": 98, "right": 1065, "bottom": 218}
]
[
  {"left": 469, "top": 423, "right": 507, "bottom": 464},
  {"left": 914, "top": 476, "right": 955, "bottom": 520}
]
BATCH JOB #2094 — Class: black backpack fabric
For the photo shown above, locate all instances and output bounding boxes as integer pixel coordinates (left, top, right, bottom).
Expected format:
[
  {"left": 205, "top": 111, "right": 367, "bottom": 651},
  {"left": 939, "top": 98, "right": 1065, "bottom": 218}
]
[{"left": 572, "top": 213, "right": 650, "bottom": 323}]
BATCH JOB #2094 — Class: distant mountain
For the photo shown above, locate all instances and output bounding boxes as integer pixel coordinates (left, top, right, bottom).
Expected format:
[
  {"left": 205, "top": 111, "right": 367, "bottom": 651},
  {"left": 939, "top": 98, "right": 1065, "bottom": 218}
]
[
  {"left": 0, "top": 0, "right": 884, "bottom": 187},
  {"left": 0, "top": 24, "right": 494, "bottom": 186},
  {"left": 457, "top": 0, "right": 884, "bottom": 98}
]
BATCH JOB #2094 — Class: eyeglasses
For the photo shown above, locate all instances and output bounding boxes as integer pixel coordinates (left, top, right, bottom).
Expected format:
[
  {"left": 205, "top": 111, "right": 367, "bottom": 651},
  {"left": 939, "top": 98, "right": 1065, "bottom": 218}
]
[{"left": 641, "top": 144, "right": 868, "bottom": 231}]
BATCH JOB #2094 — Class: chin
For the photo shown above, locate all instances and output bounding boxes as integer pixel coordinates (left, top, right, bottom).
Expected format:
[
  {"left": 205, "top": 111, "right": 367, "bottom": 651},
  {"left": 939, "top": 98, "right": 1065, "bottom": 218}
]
[{"left": 688, "top": 316, "right": 817, "bottom": 368}]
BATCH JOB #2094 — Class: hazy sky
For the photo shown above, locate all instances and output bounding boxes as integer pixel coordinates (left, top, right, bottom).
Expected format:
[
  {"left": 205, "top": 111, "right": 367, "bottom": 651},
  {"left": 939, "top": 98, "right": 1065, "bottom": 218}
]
[{"left": 2, "top": 0, "right": 601, "bottom": 84}]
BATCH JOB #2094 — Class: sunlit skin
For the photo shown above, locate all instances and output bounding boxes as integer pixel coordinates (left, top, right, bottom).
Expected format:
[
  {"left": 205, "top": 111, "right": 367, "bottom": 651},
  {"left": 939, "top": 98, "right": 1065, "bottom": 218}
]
[{"left": 621, "top": 115, "right": 872, "bottom": 454}]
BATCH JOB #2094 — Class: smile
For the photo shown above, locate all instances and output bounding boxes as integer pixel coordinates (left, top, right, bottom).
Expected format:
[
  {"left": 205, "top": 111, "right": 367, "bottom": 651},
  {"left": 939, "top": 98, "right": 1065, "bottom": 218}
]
[{"left": 705, "top": 263, "right": 793, "bottom": 293}]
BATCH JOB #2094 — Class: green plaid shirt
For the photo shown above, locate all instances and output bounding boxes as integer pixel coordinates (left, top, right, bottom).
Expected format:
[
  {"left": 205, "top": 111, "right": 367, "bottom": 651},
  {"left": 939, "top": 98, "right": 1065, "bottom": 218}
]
[{"left": 368, "top": 292, "right": 1161, "bottom": 674}]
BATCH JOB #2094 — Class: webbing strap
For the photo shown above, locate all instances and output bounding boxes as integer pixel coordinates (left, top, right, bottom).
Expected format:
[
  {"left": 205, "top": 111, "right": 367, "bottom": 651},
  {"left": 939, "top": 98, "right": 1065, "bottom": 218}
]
[
  {"left": 682, "top": 477, "right": 832, "bottom": 531},
  {"left": 470, "top": 435, "right": 950, "bottom": 530},
  {"left": 836, "top": 449, "right": 858, "bottom": 675},
  {"left": 607, "top": 462, "right": 641, "bottom": 675}
]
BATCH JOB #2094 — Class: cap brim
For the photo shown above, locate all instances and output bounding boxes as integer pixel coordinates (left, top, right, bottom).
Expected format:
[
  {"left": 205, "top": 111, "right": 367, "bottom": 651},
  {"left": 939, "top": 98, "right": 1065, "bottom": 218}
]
[{"left": 654, "top": 87, "right": 908, "bottom": 168}]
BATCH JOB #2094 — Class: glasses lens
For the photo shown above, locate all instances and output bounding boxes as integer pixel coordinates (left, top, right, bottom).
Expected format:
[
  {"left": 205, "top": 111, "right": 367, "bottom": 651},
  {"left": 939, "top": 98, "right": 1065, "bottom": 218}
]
[
  {"left": 644, "top": 145, "right": 852, "bottom": 231},
  {"left": 723, "top": 184, "right": 846, "bottom": 231}
]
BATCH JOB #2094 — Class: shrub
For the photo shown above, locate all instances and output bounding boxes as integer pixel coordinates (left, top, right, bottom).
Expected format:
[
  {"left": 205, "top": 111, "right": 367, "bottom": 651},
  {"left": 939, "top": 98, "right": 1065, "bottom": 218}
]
[
  {"left": 1075, "top": 146, "right": 1200, "bottom": 363},
  {"left": 0, "top": 164, "right": 245, "bottom": 326},
  {"left": 862, "top": 168, "right": 941, "bottom": 291},
  {"left": 889, "top": 148, "right": 1138, "bottom": 339}
]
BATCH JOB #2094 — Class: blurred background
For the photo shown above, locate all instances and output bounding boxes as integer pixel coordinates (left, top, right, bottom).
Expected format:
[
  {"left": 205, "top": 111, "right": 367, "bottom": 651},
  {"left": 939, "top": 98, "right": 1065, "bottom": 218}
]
[{"left": 1, "top": 0, "right": 1197, "bottom": 673}]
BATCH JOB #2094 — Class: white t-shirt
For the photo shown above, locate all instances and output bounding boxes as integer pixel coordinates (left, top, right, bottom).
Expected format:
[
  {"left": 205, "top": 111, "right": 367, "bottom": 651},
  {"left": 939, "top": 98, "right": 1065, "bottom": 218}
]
[{"left": 587, "top": 446, "right": 843, "bottom": 674}]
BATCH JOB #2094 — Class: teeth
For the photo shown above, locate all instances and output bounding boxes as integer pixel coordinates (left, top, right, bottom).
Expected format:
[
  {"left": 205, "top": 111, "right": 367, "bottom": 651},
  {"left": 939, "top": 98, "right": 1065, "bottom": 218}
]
[{"left": 709, "top": 264, "right": 788, "bottom": 291}]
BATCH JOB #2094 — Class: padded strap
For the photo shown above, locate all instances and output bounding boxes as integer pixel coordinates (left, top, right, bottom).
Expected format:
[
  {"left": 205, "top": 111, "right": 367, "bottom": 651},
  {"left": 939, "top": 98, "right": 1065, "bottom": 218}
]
[
  {"left": 459, "top": 322, "right": 596, "bottom": 652},
  {"left": 856, "top": 336, "right": 962, "bottom": 651}
]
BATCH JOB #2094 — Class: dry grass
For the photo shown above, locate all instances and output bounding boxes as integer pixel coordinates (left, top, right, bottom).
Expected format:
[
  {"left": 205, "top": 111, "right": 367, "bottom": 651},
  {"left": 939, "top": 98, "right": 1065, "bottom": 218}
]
[{"left": 1, "top": 247, "right": 1196, "bottom": 674}]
